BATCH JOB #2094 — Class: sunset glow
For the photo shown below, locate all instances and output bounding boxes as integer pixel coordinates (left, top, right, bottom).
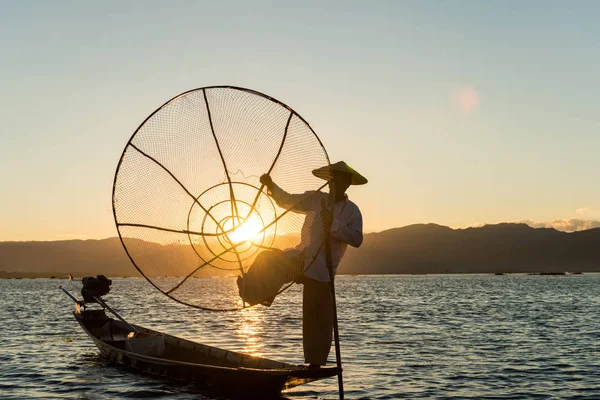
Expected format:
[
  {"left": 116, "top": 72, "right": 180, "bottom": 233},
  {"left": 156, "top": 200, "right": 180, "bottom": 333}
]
[
  {"left": 227, "top": 214, "right": 264, "bottom": 244},
  {"left": 1, "top": 2, "right": 599, "bottom": 242}
]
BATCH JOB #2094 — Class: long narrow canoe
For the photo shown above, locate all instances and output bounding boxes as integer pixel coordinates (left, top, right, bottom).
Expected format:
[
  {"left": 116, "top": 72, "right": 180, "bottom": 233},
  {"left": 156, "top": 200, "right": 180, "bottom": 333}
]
[{"left": 74, "top": 307, "right": 340, "bottom": 397}]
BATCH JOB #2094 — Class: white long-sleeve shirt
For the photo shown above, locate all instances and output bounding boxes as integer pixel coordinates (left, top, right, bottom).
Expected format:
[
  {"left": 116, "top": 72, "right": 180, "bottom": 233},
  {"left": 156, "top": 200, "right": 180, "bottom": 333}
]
[{"left": 268, "top": 183, "right": 363, "bottom": 282}]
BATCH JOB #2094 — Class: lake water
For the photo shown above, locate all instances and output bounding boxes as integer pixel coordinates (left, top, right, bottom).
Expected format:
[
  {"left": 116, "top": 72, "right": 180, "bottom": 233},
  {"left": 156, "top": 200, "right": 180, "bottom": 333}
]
[{"left": 1, "top": 275, "right": 600, "bottom": 399}]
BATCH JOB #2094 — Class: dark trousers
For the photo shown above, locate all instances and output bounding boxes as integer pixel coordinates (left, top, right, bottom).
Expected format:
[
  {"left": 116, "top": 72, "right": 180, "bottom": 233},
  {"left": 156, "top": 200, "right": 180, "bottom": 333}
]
[{"left": 302, "top": 277, "right": 333, "bottom": 365}]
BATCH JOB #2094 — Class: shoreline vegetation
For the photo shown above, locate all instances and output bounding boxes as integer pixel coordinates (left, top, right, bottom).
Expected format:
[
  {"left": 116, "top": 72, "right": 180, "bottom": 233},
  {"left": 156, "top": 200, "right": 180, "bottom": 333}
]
[{"left": 1, "top": 223, "right": 599, "bottom": 279}]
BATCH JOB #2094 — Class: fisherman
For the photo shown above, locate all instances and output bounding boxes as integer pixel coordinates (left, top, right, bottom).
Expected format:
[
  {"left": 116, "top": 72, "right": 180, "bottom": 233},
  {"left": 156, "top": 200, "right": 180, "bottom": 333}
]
[{"left": 256, "top": 161, "right": 367, "bottom": 367}]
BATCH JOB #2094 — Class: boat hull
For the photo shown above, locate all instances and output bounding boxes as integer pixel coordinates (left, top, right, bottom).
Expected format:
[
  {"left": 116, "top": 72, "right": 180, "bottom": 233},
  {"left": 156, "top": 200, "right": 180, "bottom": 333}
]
[{"left": 74, "top": 308, "right": 339, "bottom": 397}]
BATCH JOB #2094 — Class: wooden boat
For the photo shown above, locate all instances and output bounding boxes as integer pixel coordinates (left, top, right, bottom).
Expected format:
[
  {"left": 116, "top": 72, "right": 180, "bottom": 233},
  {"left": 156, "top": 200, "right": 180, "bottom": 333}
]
[{"left": 72, "top": 304, "right": 340, "bottom": 397}]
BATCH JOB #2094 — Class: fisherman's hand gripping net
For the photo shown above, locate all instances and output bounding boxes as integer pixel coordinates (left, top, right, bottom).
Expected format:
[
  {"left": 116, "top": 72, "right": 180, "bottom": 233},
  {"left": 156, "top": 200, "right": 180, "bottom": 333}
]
[{"left": 113, "top": 86, "right": 330, "bottom": 311}]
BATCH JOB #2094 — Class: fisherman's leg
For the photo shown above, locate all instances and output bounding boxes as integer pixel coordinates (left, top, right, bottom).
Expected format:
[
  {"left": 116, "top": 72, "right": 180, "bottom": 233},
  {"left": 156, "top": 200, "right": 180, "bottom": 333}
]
[{"left": 303, "top": 277, "right": 333, "bottom": 365}]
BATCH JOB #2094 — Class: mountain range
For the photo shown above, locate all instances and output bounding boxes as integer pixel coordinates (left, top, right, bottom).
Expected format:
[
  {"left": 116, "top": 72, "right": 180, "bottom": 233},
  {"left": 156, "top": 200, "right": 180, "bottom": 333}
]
[
  {"left": 339, "top": 223, "right": 600, "bottom": 274},
  {"left": 1, "top": 223, "right": 599, "bottom": 278}
]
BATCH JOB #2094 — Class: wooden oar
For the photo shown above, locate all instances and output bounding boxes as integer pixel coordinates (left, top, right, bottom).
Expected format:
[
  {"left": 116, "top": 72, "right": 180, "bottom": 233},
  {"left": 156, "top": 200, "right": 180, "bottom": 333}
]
[
  {"left": 93, "top": 296, "right": 139, "bottom": 333},
  {"left": 59, "top": 285, "right": 138, "bottom": 333}
]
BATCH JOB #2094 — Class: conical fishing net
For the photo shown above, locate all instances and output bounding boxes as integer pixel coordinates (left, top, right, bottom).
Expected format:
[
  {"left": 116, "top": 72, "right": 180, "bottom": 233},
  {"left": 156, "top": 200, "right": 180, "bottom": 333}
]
[{"left": 113, "top": 86, "right": 331, "bottom": 311}]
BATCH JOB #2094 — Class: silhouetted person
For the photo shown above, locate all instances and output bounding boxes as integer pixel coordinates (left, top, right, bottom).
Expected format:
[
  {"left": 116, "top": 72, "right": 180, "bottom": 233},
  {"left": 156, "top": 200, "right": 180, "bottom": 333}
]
[{"left": 257, "top": 161, "right": 367, "bottom": 367}]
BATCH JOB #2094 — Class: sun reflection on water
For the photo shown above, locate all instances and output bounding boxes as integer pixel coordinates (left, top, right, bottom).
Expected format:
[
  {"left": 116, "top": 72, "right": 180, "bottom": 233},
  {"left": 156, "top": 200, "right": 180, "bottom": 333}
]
[{"left": 236, "top": 306, "right": 266, "bottom": 357}]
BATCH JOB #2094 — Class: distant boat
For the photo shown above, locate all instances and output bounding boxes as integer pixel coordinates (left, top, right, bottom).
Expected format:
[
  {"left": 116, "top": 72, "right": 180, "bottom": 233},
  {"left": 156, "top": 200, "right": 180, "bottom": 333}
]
[
  {"left": 493, "top": 272, "right": 506, "bottom": 276},
  {"left": 539, "top": 272, "right": 567, "bottom": 276}
]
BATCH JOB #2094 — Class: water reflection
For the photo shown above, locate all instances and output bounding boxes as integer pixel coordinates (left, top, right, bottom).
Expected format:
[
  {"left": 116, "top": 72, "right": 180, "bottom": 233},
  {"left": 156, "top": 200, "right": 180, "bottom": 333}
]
[{"left": 235, "top": 306, "right": 266, "bottom": 357}]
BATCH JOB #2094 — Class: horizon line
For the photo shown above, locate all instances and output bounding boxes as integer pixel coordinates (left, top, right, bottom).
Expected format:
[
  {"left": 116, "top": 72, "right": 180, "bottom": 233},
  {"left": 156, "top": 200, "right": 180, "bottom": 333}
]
[{"left": 3, "top": 220, "right": 600, "bottom": 243}]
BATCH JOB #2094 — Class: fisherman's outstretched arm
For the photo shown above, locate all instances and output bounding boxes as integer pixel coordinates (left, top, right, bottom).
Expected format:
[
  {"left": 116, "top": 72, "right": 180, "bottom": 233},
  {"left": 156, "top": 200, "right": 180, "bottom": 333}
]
[
  {"left": 331, "top": 209, "right": 363, "bottom": 247},
  {"left": 260, "top": 174, "right": 313, "bottom": 212}
]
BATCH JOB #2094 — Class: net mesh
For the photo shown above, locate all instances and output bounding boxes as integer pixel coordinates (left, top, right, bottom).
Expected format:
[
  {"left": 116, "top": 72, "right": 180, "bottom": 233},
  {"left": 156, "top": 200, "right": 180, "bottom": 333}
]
[{"left": 113, "top": 86, "right": 330, "bottom": 311}]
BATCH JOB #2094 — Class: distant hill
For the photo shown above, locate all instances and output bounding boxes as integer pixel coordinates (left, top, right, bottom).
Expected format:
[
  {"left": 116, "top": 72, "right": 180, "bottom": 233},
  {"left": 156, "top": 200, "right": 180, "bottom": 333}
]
[
  {"left": 338, "top": 223, "right": 600, "bottom": 274},
  {"left": 1, "top": 223, "right": 599, "bottom": 278},
  {"left": 0, "top": 237, "right": 133, "bottom": 278}
]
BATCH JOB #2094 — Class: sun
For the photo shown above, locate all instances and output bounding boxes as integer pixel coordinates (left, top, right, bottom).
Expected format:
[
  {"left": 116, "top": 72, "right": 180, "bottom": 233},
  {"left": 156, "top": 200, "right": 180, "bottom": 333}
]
[{"left": 227, "top": 214, "right": 263, "bottom": 244}]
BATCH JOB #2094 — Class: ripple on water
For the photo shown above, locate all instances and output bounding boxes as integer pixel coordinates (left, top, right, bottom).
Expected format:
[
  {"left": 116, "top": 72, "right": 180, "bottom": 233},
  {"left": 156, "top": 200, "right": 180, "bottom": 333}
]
[{"left": 2, "top": 276, "right": 600, "bottom": 399}]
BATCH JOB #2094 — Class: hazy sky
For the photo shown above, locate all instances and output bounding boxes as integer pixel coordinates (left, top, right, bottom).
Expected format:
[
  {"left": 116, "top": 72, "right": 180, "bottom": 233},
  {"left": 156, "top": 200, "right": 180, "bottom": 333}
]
[{"left": 1, "top": 1, "right": 599, "bottom": 241}]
